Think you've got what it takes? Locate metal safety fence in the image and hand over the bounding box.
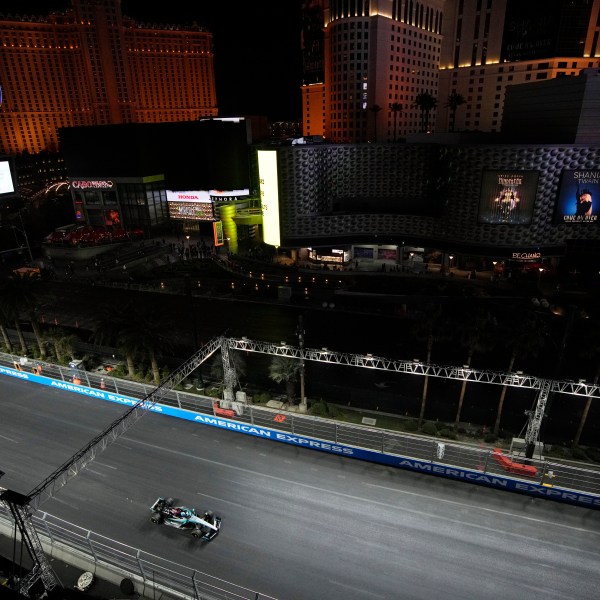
[1,351,600,599]
[2,351,600,497]
[0,504,278,600]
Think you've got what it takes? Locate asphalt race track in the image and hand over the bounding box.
[1,377,599,600]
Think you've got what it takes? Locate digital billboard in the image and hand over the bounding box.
[554,170,599,224]
[0,159,15,195]
[478,170,539,225]
[166,190,214,222]
[258,150,280,247]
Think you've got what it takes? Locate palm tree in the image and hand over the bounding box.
[370,104,382,141]
[445,91,466,132]
[571,318,600,446]
[0,277,43,356]
[128,308,173,385]
[410,303,451,425]
[91,304,137,378]
[452,306,495,425]
[389,102,402,142]
[492,310,548,435]
[269,356,302,405]
[413,92,437,133]
[45,326,79,364]
[0,291,15,353]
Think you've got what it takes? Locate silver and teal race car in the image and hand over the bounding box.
[150,496,221,541]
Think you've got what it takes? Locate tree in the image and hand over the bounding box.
[410,303,451,425]
[370,104,382,141]
[0,276,47,358]
[128,308,173,385]
[0,288,16,353]
[269,356,302,405]
[414,92,437,133]
[91,304,137,378]
[571,318,600,446]
[492,309,548,435]
[452,306,495,425]
[445,91,466,133]
[389,102,402,142]
[92,303,173,384]
[45,326,78,364]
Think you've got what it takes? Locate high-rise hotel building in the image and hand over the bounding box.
[0,0,217,156]
[302,0,446,143]
[301,0,600,143]
[437,0,600,134]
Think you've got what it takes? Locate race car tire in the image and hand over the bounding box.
[164,497,174,506]
[150,512,163,524]
[191,530,203,539]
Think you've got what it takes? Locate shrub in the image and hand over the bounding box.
[252,392,271,405]
[420,421,438,436]
[571,446,588,461]
[547,445,566,458]
[585,447,600,463]
[439,428,458,440]
[403,420,418,432]
[328,404,340,418]
[484,433,498,443]
[310,400,329,418]
[112,364,127,377]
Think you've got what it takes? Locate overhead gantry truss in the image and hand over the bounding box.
[3,334,597,597]
[225,337,600,399]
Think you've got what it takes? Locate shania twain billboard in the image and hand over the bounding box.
[553,170,599,224]
[478,170,538,225]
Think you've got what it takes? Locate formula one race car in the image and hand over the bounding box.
[150,497,221,541]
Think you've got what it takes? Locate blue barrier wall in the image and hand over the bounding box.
[3,365,599,510]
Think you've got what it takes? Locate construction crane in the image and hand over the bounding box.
[2,334,599,596]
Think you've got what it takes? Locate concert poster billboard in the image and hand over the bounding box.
[478,170,538,225]
[553,170,599,224]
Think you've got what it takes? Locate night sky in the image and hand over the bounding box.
[4,0,304,122]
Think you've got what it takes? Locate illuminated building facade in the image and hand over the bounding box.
[0,0,216,156]
[434,0,600,133]
[58,119,252,240]
[256,139,600,274]
[301,0,600,142]
[301,0,446,143]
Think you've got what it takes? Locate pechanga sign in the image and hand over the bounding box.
[2,364,599,510]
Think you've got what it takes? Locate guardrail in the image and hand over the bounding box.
[0,504,278,600]
[2,352,600,503]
